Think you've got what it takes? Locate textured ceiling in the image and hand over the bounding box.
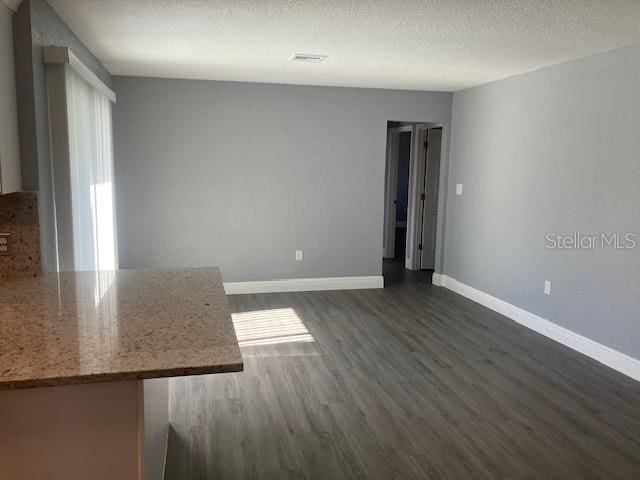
[48,0,640,91]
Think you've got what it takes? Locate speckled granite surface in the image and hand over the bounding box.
[0,192,42,280]
[0,268,243,390]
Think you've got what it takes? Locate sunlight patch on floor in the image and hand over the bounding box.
[231,308,314,346]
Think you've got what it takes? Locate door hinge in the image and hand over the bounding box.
[420,193,425,201]
[424,141,428,148]
[418,244,423,250]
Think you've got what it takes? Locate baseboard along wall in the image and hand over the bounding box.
[432,273,640,382]
[224,275,384,295]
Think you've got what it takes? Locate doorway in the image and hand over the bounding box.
[394,130,410,261]
[383,122,444,278]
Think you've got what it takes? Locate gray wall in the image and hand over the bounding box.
[12,2,36,190]
[13,0,112,271]
[113,77,452,282]
[446,43,640,359]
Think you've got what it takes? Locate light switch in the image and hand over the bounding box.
[544,280,552,296]
[456,184,463,196]
[295,250,303,261]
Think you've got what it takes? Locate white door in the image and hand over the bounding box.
[419,128,442,270]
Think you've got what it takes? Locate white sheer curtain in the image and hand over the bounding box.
[66,66,118,271]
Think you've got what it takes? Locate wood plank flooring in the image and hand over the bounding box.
[165,260,640,479]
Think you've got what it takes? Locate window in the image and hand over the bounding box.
[66,67,117,271]
[45,47,118,272]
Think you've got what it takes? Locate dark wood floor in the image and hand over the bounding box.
[166,260,640,479]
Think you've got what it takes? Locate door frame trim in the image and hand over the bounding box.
[406,123,448,271]
[418,127,442,270]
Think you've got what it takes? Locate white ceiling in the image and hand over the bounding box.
[48,0,640,92]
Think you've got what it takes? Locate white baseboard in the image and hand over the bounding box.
[431,272,445,287]
[433,274,640,382]
[224,275,384,295]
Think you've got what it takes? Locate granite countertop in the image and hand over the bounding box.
[0,268,243,389]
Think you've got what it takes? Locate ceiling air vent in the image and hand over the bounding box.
[291,53,327,64]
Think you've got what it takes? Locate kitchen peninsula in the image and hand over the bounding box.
[0,267,243,480]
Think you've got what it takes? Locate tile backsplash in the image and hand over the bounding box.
[0,192,42,280]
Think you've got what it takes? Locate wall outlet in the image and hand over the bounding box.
[544,279,552,296]
[295,250,303,261]
[456,183,463,196]
[0,232,11,256]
